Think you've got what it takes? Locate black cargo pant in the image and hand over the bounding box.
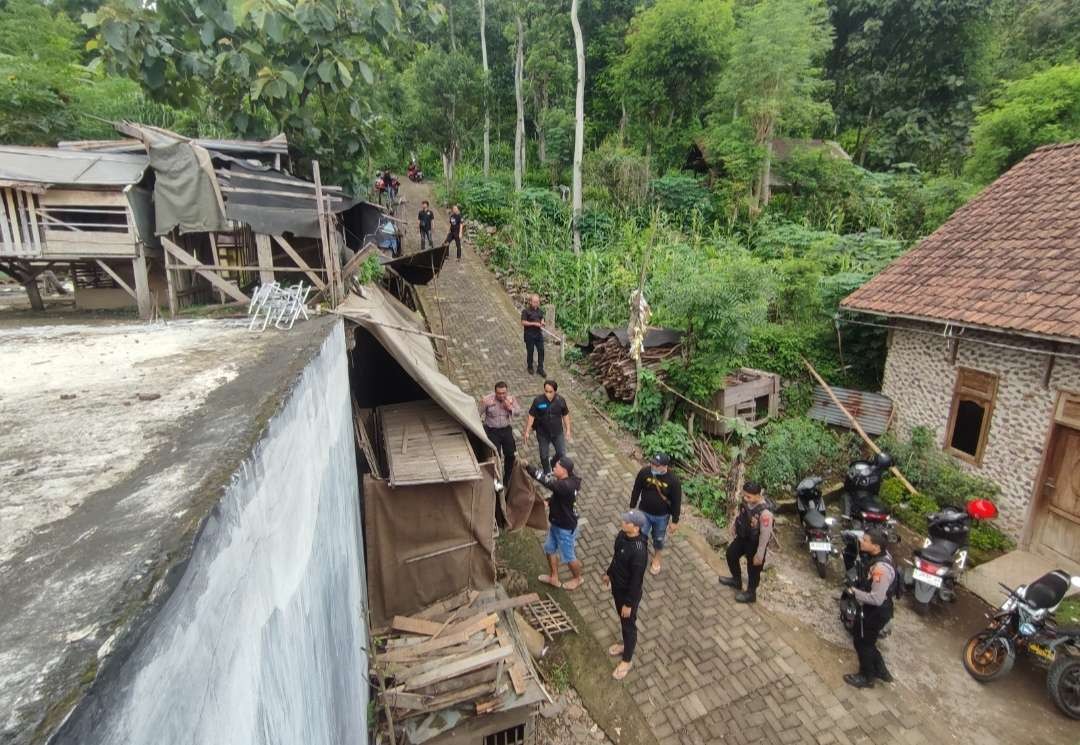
[484,425,514,527]
[446,231,461,258]
[611,586,640,663]
[726,536,765,592]
[854,602,893,678]
[420,228,433,251]
[525,335,545,373]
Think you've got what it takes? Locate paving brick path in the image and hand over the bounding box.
[401,182,988,745]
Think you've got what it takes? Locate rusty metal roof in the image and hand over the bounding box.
[808,386,894,436]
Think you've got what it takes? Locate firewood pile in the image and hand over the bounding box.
[587,335,681,402]
[686,435,727,478]
[372,589,549,744]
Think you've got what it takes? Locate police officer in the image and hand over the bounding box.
[843,528,897,688]
[718,481,773,603]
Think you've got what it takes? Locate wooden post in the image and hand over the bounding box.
[132,248,153,320]
[311,161,338,306]
[255,233,275,286]
[23,275,44,311]
[208,233,226,304]
[164,260,178,318]
[801,356,918,495]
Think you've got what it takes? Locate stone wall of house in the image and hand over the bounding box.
[881,322,1080,541]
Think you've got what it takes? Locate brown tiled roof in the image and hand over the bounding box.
[841,141,1080,341]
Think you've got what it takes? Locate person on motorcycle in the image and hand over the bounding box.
[844,528,897,689]
[718,481,773,604]
[382,168,397,204]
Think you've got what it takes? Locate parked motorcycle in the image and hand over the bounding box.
[407,162,423,182]
[795,476,838,578]
[840,453,900,573]
[962,570,1080,719]
[902,499,999,614]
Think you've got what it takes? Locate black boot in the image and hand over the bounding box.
[735,590,756,604]
[843,673,874,689]
[718,576,741,589]
[875,666,894,683]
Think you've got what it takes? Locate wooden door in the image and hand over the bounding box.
[1035,425,1080,562]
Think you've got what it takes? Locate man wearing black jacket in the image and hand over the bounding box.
[528,456,584,591]
[417,201,434,251]
[603,509,649,680]
[630,452,682,576]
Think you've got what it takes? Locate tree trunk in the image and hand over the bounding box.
[570,0,585,254]
[513,14,526,191]
[618,98,627,146]
[536,87,548,165]
[760,138,774,207]
[479,0,490,178]
[447,0,457,52]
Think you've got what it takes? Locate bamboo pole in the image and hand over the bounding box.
[800,356,918,495]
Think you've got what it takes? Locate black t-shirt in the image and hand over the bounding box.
[543,474,581,530]
[606,531,648,604]
[448,212,463,237]
[529,393,569,436]
[521,306,544,341]
[630,467,683,522]
[418,209,434,231]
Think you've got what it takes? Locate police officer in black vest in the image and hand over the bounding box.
[718,481,773,603]
[843,528,897,688]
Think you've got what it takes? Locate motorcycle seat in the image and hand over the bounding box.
[803,509,828,530]
[858,499,889,517]
[1025,570,1071,610]
[915,541,957,566]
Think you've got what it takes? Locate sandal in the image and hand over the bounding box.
[538,574,562,588]
[608,644,624,657]
[612,661,633,680]
[562,577,584,591]
[649,562,662,576]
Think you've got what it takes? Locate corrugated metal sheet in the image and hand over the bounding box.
[0,146,147,187]
[808,386,894,435]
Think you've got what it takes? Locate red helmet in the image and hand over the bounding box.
[966,499,999,520]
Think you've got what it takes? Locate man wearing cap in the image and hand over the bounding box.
[603,509,649,680]
[629,453,682,576]
[528,455,584,591]
[718,481,773,603]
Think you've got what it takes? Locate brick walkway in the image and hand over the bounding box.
[403,183,974,745]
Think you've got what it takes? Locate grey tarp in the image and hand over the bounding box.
[221,162,359,239]
[582,326,683,352]
[0,146,148,186]
[338,287,493,450]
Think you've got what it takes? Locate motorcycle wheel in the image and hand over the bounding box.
[1047,654,1080,720]
[815,556,828,579]
[913,599,931,616]
[962,631,1015,682]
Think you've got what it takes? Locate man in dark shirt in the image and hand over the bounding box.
[520,293,546,376]
[445,204,463,260]
[528,456,584,591]
[418,200,435,251]
[630,452,682,576]
[603,509,649,680]
[523,379,571,474]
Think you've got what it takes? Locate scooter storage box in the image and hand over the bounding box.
[928,507,970,544]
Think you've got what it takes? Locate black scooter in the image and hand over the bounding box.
[795,476,838,578]
[840,453,900,573]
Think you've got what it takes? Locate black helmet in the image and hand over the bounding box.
[874,452,893,470]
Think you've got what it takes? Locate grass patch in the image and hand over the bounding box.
[1057,596,1080,626]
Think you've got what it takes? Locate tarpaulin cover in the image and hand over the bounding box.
[222,162,359,239]
[364,465,497,626]
[380,244,449,286]
[339,288,493,451]
[504,462,549,531]
[583,326,683,352]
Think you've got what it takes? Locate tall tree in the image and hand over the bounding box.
[479,0,490,176]
[719,0,833,210]
[570,0,585,254]
[525,1,573,166]
[513,13,526,190]
[825,0,993,171]
[992,0,1080,80]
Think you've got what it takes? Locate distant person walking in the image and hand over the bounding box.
[521,294,546,376]
[528,455,584,591]
[523,380,571,474]
[718,481,773,603]
[603,509,649,680]
[446,204,463,260]
[630,453,682,576]
[478,380,521,497]
[418,201,435,251]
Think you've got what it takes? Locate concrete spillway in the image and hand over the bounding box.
[1,320,368,744]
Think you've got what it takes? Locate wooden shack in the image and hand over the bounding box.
[701,367,781,436]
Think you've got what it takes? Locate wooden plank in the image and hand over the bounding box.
[379,629,479,663]
[390,616,445,636]
[403,646,512,691]
[215,169,345,192]
[219,185,346,203]
[5,189,22,254]
[25,193,43,255]
[495,626,528,696]
[162,236,249,303]
[474,593,541,616]
[42,230,135,246]
[38,189,127,207]
[0,189,14,255]
[411,666,497,698]
[440,613,499,640]
[94,260,137,300]
[384,637,497,679]
[412,589,476,621]
[132,252,152,319]
[255,233,275,285]
[272,235,326,290]
[381,689,429,711]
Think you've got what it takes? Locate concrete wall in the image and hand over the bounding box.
[882,322,1080,540]
[53,322,368,745]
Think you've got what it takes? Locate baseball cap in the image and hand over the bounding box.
[556,455,575,474]
[621,509,648,528]
[651,453,672,466]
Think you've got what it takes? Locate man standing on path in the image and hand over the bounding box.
[478,381,520,493]
[603,509,649,681]
[843,529,897,689]
[630,453,682,576]
[527,455,584,591]
[718,481,773,603]
[446,204,463,260]
[521,294,546,376]
[417,200,435,251]
[523,380,571,474]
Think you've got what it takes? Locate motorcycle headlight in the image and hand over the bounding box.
[1019,622,1037,637]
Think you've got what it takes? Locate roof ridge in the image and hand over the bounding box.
[1033,139,1080,153]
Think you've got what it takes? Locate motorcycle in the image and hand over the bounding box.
[795,475,838,578]
[407,163,423,182]
[902,499,999,614]
[840,453,900,574]
[962,570,1080,719]
[374,174,400,209]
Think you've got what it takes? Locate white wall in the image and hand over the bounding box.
[54,322,368,745]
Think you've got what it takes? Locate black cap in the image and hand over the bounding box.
[651,453,672,466]
[557,455,575,474]
[743,481,762,495]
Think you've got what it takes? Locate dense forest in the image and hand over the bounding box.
[4,0,1080,542]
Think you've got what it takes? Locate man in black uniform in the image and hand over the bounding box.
[718,481,773,603]
[603,509,649,680]
[520,293,546,376]
[446,204,463,260]
[844,528,897,688]
[528,455,584,591]
[418,200,435,251]
[629,453,682,576]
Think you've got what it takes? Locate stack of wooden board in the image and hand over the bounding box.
[378,400,481,485]
[372,589,549,744]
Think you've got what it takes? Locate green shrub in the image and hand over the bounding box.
[970,522,1014,553]
[682,475,730,528]
[608,371,664,435]
[639,422,694,465]
[457,178,513,227]
[649,174,714,226]
[748,417,844,495]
